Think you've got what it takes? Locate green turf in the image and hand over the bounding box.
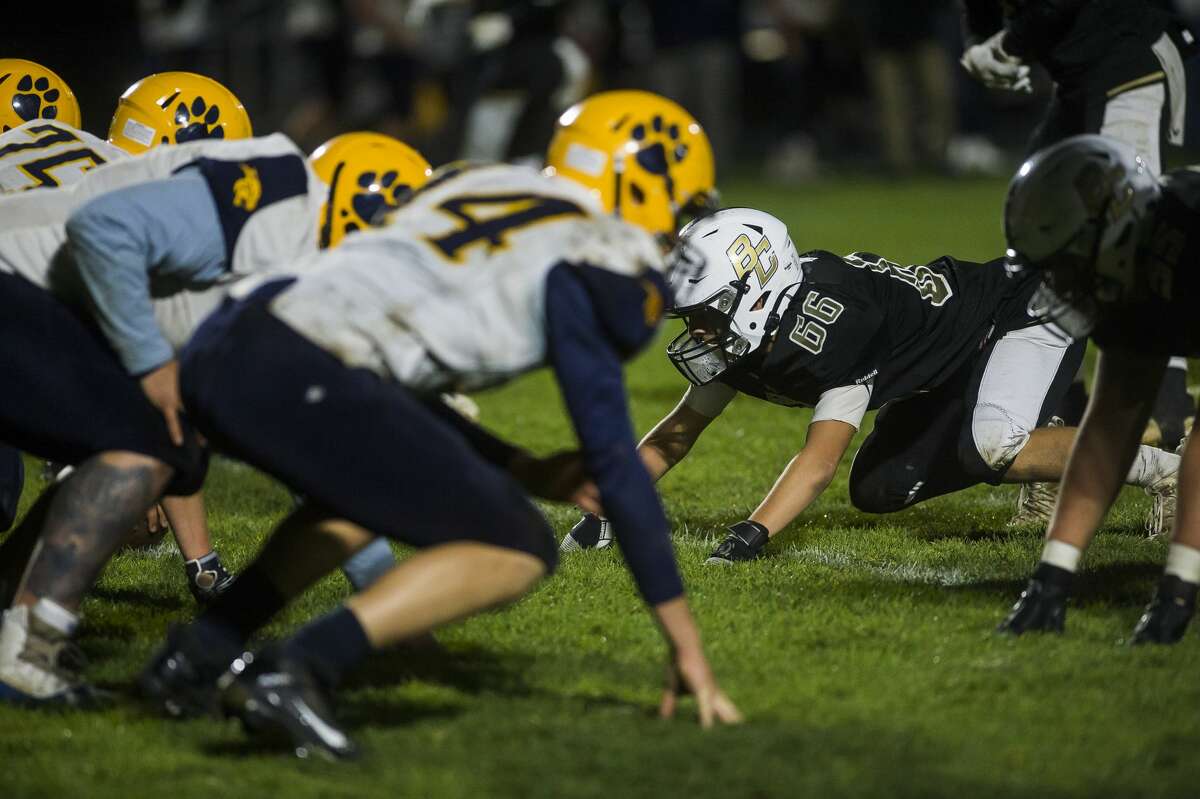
[3,175,1197,799]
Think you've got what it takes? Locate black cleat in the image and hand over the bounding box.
[220,648,358,761]
[1131,575,1198,645]
[705,521,769,565]
[140,625,235,718]
[560,514,612,552]
[997,563,1073,635]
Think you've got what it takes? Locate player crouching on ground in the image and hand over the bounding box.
[141,91,740,760]
[0,66,254,601]
[1000,135,1200,643]
[0,131,431,706]
[562,207,1180,564]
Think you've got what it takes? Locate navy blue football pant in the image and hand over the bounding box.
[179,283,558,570]
[0,273,207,495]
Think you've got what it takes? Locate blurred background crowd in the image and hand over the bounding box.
[6,0,1198,180]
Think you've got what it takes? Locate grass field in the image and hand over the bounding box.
[3,175,1198,799]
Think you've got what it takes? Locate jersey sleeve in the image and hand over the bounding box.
[811,384,872,429]
[65,169,226,375]
[682,381,737,418]
[544,263,683,606]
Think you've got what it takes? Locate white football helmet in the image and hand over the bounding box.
[1005,134,1160,338]
[666,207,805,385]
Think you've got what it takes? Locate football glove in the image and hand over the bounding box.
[560,513,612,552]
[961,30,1032,93]
[997,563,1073,635]
[705,521,769,566]
[1131,574,1197,645]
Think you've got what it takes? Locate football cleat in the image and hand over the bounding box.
[705,521,769,566]
[560,514,612,552]
[220,648,358,761]
[140,624,234,718]
[1131,575,1198,645]
[1144,442,1183,539]
[185,554,235,605]
[1007,417,1063,529]
[997,563,1073,635]
[0,604,108,708]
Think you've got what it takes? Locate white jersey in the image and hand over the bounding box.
[0,133,324,350]
[0,120,128,193]
[268,164,665,392]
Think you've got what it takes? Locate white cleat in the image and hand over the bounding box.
[0,602,107,707]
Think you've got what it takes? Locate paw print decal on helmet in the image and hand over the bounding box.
[163,93,225,144]
[8,74,62,130]
[343,169,416,236]
[627,114,692,205]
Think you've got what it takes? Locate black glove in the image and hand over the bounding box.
[705,520,770,565]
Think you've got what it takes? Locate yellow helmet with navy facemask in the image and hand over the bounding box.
[544,90,718,243]
[0,59,80,131]
[108,71,252,154]
[309,131,433,249]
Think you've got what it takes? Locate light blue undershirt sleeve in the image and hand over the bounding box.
[65,169,226,375]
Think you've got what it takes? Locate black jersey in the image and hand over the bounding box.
[1092,167,1200,356]
[960,0,1183,87]
[720,250,1035,409]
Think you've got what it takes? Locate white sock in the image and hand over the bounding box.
[1041,540,1082,573]
[1164,543,1200,584]
[1168,356,1188,371]
[31,598,78,636]
[1125,445,1180,488]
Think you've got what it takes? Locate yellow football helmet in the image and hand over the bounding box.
[545,90,717,241]
[309,131,432,248]
[0,59,80,131]
[108,71,252,155]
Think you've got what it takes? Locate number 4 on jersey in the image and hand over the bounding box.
[427,193,587,262]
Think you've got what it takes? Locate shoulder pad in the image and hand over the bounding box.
[797,249,850,284]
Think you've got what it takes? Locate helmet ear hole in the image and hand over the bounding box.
[629,182,645,205]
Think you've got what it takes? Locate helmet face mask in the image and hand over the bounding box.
[666,289,753,385]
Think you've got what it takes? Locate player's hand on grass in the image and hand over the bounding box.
[509,450,603,515]
[960,30,1032,93]
[660,646,743,729]
[653,596,743,728]
[145,503,168,535]
[140,359,185,446]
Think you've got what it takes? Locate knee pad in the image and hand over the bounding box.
[965,403,1032,480]
[848,469,911,514]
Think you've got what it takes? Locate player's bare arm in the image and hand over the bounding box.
[638,399,721,481]
[748,418,856,536]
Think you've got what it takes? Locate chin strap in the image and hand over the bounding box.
[763,282,804,335]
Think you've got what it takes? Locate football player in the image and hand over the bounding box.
[141,91,739,759]
[959,0,1198,525]
[0,65,252,602]
[999,135,1200,642]
[562,207,1180,565]
[0,130,431,706]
